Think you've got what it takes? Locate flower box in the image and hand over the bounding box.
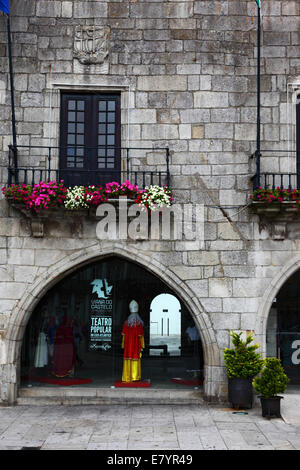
[250,187,300,222]
[250,200,300,220]
[3,180,172,213]
[3,181,173,238]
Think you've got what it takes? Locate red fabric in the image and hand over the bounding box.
[122,321,144,360]
[114,380,150,388]
[52,316,76,378]
[171,378,203,386]
[21,376,92,386]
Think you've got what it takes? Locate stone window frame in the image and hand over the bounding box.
[47,81,134,175]
[285,79,300,175]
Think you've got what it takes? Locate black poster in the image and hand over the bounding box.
[89,278,113,351]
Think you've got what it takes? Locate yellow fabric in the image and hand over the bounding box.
[122,359,141,382]
[121,333,145,382]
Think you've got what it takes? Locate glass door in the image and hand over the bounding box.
[60,93,121,187]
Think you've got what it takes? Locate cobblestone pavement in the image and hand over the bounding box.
[0,402,299,451]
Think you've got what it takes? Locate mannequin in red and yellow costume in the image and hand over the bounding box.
[121,300,145,382]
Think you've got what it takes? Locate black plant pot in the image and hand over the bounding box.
[260,396,283,419]
[228,377,253,409]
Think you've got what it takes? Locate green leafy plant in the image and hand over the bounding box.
[252,358,289,398]
[223,331,264,379]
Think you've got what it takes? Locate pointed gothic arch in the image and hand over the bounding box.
[5,243,220,403]
[255,254,300,356]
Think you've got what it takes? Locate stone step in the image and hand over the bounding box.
[17,387,204,406]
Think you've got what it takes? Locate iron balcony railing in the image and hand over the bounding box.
[252,149,300,190]
[7,144,170,189]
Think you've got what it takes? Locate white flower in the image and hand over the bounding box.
[139,185,172,211]
[64,186,88,209]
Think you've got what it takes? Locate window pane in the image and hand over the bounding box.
[98,159,106,168]
[68,100,76,110]
[98,135,106,146]
[67,134,75,145]
[77,112,84,122]
[77,101,85,111]
[77,123,84,133]
[99,101,107,111]
[77,135,84,145]
[107,112,115,122]
[108,101,116,111]
[107,124,115,134]
[98,112,106,123]
[67,147,75,156]
[107,135,115,146]
[98,124,106,134]
[68,111,76,122]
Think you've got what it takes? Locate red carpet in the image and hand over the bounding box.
[171,378,203,386]
[21,376,92,386]
[114,380,150,388]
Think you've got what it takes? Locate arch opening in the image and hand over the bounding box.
[20,256,204,390]
[266,269,300,386]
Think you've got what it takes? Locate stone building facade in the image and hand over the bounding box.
[1,0,300,405]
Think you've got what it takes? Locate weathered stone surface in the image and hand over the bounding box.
[36,1,62,18]
[194,91,229,108]
[137,76,187,91]
[0,0,299,406]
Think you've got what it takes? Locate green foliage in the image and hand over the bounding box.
[252,358,289,398]
[223,331,264,379]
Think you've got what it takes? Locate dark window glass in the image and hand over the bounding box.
[60,93,121,186]
[20,257,204,389]
[267,268,300,385]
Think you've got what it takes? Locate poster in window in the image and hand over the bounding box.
[89,278,113,351]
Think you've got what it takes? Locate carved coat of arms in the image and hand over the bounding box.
[74,26,109,65]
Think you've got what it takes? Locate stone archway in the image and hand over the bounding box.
[4,243,220,404]
[255,254,300,357]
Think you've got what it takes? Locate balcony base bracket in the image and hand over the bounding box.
[31,220,44,238]
[251,201,300,240]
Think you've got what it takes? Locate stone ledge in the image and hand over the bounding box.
[7,199,138,238]
[250,201,300,220]
[17,386,204,405]
[250,201,300,239]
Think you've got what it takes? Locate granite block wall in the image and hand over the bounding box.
[0,0,300,403]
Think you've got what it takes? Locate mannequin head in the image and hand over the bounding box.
[127,300,143,326]
[129,300,139,313]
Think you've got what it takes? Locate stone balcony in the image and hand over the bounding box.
[250,201,300,240]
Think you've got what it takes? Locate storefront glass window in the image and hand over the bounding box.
[267,270,300,385]
[21,257,204,389]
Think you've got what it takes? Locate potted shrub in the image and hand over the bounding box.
[223,331,264,409]
[252,358,289,418]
